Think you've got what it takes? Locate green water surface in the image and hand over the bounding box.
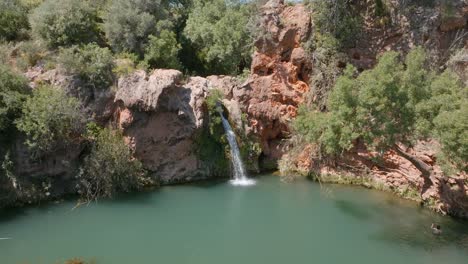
[0,175,467,263]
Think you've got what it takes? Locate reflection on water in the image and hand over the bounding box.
[372,215,468,251]
[334,199,374,221]
[327,184,468,253]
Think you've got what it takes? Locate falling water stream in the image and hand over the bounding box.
[218,108,255,186]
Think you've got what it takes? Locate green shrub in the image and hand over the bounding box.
[0,0,29,41]
[16,85,84,154]
[0,64,30,138]
[144,30,181,70]
[29,0,100,47]
[15,40,48,70]
[113,52,139,77]
[103,0,169,55]
[58,44,115,89]
[183,0,252,74]
[0,42,15,65]
[414,70,461,138]
[434,101,468,172]
[79,127,145,200]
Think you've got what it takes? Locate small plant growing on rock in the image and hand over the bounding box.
[0,0,29,41]
[194,89,230,175]
[78,126,146,201]
[58,44,115,90]
[0,64,30,139]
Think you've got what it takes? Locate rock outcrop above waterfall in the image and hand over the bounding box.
[114,69,226,184]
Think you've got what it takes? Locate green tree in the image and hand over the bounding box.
[144,30,181,69]
[0,64,30,138]
[0,0,29,41]
[183,0,251,74]
[16,85,84,154]
[434,101,468,172]
[58,44,115,89]
[103,0,170,55]
[414,70,463,137]
[295,49,466,189]
[29,0,100,47]
[79,126,145,200]
[354,52,412,151]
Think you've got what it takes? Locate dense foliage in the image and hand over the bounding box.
[16,85,84,155]
[144,30,182,70]
[0,0,29,41]
[183,0,252,74]
[79,126,145,200]
[58,44,115,89]
[29,0,100,47]
[1,0,258,75]
[103,0,169,55]
[0,65,30,138]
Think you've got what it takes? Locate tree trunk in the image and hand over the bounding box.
[392,144,434,196]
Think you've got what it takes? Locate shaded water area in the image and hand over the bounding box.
[1,175,467,264]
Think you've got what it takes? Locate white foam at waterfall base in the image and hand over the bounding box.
[218,108,256,187]
[229,178,256,186]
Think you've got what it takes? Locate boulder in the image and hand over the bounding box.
[115,69,227,184]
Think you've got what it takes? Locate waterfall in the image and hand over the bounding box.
[218,108,255,186]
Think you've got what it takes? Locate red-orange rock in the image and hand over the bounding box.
[241,1,312,161]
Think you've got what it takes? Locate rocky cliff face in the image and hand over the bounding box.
[115,70,207,184]
[114,70,232,184]
[234,0,313,167]
[349,0,467,70]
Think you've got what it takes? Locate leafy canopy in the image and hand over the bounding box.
[58,44,115,89]
[0,0,29,41]
[0,64,30,137]
[144,30,182,70]
[16,85,84,154]
[103,0,170,55]
[29,0,100,47]
[183,0,252,74]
